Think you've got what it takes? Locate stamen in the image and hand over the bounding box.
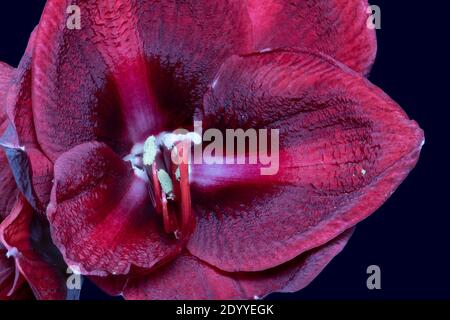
[157,169,174,200]
[148,162,162,214]
[143,136,158,166]
[128,132,197,239]
[175,167,181,181]
[175,140,193,233]
[160,192,178,233]
[161,132,202,150]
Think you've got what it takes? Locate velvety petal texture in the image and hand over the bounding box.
[1,28,53,214]
[0,62,13,93]
[247,0,377,74]
[0,195,67,300]
[124,229,353,300]
[0,62,14,134]
[47,141,188,276]
[0,61,25,300]
[0,61,17,224]
[187,50,424,272]
[32,0,252,161]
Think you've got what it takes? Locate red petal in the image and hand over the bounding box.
[0,61,14,135]
[0,249,34,300]
[247,0,377,74]
[0,60,18,222]
[47,141,186,276]
[0,152,17,221]
[33,0,252,160]
[124,229,352,300]
[187,50,424,272]
[0,243,34,300]
[0,252,34,300]
[1,29,53,214]
[0,245,17,299]
[0,195,67,300]
[5,28,37,147]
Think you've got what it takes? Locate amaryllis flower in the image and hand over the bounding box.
[0,0,423,300]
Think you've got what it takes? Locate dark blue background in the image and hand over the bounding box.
[0,1,448,300]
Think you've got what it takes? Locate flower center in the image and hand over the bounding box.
[125,132,200,238]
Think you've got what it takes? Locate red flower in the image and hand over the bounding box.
[0,0,423,300]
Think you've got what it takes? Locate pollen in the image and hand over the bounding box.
[157,169,174,199]
[143,135,158,166]
[161,132,202,150]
